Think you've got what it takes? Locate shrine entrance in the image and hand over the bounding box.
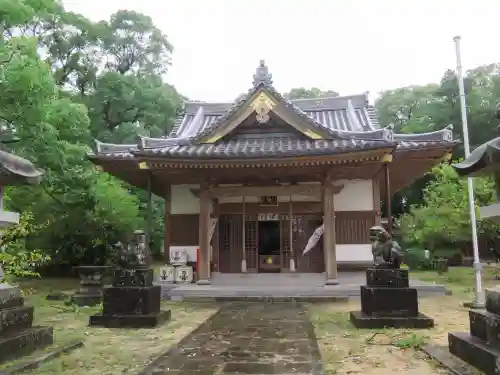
[258,220,281,273]
[216,211,324,274]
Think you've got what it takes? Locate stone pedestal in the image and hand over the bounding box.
[0,283,53,363]
[89,268,170,328]
[449,286,500,375]
[69,265,110,307]
[349,268,434,329]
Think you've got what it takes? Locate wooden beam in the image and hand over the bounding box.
[191,184,344,199]
[218,202,322,215]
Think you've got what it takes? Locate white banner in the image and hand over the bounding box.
[302,224,324,255]
[209,218,218,241]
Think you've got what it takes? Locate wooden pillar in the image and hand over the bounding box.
[323,174,339,285]
[372,174,381,226]
[0,186,4,210]
[494,171,500,202]
[211,199,219,272]
[146,173,152,240]
[289,199,296,272]
[197,183,211,284]
[383,154,393,237]
[241,196,247,272]
[163,184,171,264]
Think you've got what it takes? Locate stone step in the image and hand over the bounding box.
[0,326,53,364]
[211,273,326,287]
[449,331,500,375]
[157,284,447,300]
[0,305,34,335]
[469,309,500,347]
[172,296,349,303]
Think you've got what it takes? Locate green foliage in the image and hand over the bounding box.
[400,163,499,252]
[0,212,50,281]
[0,0,174,270]
[285,87,339,100]
[393,333,428,349]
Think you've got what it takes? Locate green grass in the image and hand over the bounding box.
[411,265,499,298]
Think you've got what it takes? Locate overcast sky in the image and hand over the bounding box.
[63,0,500,102]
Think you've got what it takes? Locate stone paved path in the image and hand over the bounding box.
[141,302,324,375]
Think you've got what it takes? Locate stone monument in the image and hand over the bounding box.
[349,226,434,329]
[0,274,54,363]
[448,286,500,375]
[69,265,110,307]
[89,230,171,328]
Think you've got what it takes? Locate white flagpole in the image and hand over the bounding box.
[453,36,485,308]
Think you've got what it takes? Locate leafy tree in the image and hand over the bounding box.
[285,87,339,100]
[399,163,498,252]
[0,1,145,270]
[0,212,50,281]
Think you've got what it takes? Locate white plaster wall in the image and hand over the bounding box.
[171,184,210,214]
[169,244,372,264]
[334,179,373,211]
[336,244,373,264]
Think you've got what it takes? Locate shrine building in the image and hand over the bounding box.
[89,61,457,285]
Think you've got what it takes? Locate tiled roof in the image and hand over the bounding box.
[169,93,377,139]
[133,138,393,159]
[91,61,458,161]
[452,136,500,177]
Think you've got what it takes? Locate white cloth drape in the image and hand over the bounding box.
[302,224,324,255]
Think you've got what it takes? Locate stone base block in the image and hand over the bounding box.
[366,268,409,288]
[361,286,418,317]
[0,305,34,335]
[89,309,171,328]
[349,310,435,329]
[0,326,54,363]
[469,309,500,346]
[449,332,500,375]
[69,292,102,307]
[102,285,161,315]
[0,297,23,310]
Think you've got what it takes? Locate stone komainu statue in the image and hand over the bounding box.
[114,230,151,269]
[369,225,403,269]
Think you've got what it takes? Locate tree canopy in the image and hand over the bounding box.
[0,0,182,273]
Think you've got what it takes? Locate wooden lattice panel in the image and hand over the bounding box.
[211,219,219,271]
[218,215,231,273]
[244,215,258,271]
[229,215,243,272]
[280,215,290,271]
